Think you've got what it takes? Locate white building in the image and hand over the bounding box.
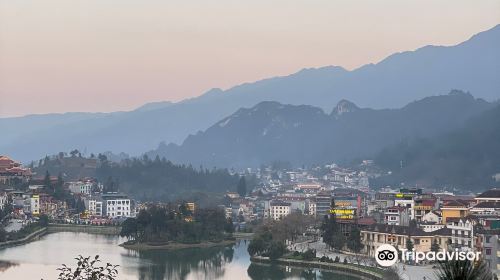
[447,217,475,250]
[0,192,7,210]
[102,193,133,218]
[68,181,94,195]
[306,199,316,216]
[88,199,103,216]
[269,201,291,220]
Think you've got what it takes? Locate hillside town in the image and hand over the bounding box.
[2,153,500,278]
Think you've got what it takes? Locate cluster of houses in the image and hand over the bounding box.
[0,155,134,223]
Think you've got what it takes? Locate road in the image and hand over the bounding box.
[4,220,23,232]
[289,239,436,280]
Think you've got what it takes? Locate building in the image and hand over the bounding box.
[306,198,316,216]
[361,224,452,258]
[413,199,436,222]
[0,155,32,185]
[269,200,291,220]
[441,200,469,224]
[421,211,442,224]
[446,217,475,251]
[0,192,7,210]
[476,189,500,203]
[88,198,104,216]
[101,193,133,218]
[68,180,94,195]
[384,206,410,226]
[30,194,40,216]
[476,229,500,278]
[315,191,332,218]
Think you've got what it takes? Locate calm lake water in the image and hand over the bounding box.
[0,232,362,280]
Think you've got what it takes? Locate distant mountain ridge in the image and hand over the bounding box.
[374,103,500,189]
[147,91,495,168]
[1,24,499,162]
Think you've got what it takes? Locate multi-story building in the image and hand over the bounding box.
[441,200,469,224]
[68,180,97,195]
[476,229,500,278]
[88,198,104,216]
[446,217,475,250]
[413,199,436,222]
[315,191,332,218]
[384,206,410,226]
[269,200,291,220]
[100,193,133,218]
[30,194,40,216]
[361,224,452,258]
[306,198,316,216]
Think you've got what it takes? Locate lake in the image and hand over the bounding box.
[0,232,362,279]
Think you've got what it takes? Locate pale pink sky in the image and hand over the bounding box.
[0,0,499,117]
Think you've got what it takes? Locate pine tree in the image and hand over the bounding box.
[237,176,247,197]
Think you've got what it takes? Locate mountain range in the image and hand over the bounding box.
[374,103,500,189]
[147,91,495,168]
[1,24,499,163]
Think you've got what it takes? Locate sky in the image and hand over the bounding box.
[0,0,499,117]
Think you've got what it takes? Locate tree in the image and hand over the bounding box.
[56,255,118,280]
[436,258,492,280]
[237,176,247,197]
[0,227,7,242]
[431,239,441,253]
[44,171,51,189]
[224,217,234,233]
[347,226,363,253]
[406,239,414,252]
[69,149,79,157]
[39,214,49,227]
[268,241,286,260]
[120,218,138,240]
[76,198,86,214]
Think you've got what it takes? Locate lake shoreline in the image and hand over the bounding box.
[120,239,236,250]
[251,256,384,280]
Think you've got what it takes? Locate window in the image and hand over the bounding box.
[486,248,492,255]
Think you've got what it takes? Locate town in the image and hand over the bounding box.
[2,153,500,278]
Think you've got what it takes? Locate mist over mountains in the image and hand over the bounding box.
[147,91,495,168]
[374,103,500,189]
[1,24,499,163]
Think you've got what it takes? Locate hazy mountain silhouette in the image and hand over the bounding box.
[147,91,495,168]
[374,103,500,189]
[1,25,499,162]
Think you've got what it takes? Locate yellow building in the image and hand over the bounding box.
[361,224,452,257]
[441,200,469,224]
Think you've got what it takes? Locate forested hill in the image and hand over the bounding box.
[374,104,500,190]
[148,91,494,168]
[34,155,243,202]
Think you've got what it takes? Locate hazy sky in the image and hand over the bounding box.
[1,0,499,117]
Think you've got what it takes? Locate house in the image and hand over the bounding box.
[476,189,500,203]
[269,200,291,220]
[360,224,452,258]
[476,229,500,278]
[413,199,436,222]
[384,206,410,226]
[441,200,469,224]
[446,217,475,251]
[101,193,133,218]
[421,211,442,224]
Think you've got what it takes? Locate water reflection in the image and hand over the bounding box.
[0,233,363,280]
[122,245,235,280]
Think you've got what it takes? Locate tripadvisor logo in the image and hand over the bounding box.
[375,244,398,267]
[375,244,482,267]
